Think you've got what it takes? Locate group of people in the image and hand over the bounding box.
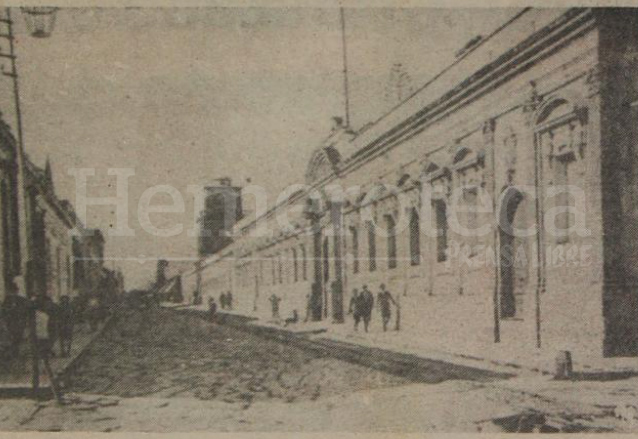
[348,284,398,333]
[205,292,234,322]
[0,282,77,363]
[1,281,111,364]
[219,291,233,310]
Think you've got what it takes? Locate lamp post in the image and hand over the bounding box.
[0,6,58,397]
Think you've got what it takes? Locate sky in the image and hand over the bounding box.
[0,7,516,289]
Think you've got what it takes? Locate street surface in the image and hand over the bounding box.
[0,307,634,432]
[68,308,411,402]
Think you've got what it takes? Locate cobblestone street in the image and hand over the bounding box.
[0,307,631,432]
[66,308,411,403]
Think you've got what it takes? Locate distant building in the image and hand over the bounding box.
[72,228,105,299]
[155,259,168,287]
[197,178,243,257]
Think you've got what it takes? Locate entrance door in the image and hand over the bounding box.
[499,188,525,319]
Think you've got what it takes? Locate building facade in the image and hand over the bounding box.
[0,118,21,302]
[185,8,638,365]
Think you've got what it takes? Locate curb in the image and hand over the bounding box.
[58,314,117,381]
[0,314,116,399]
[172,308,514,384]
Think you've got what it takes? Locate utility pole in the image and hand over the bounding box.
[0,8,29,288]
[0,7,38,395]
[340,7,350,128]
[0,6,59,399]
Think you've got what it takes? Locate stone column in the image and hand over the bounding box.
[521,81,544,349]
[483,118,499,342]
[330,201,344,323]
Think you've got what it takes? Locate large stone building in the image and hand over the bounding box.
[184,8,638,367]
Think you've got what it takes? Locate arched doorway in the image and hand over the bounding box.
[498,187,525,319]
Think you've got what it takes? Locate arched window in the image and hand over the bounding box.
[271,256,276,285]
[350,226,359,274]
[463,187,479,254]
[433,199,448,262]
[409,208,420,266]
[259,260,264,282]
[536,97,587,244]
[300,244,307,280]
[386,215,397,269]
[367,221,377,272]
[292,248,298,282]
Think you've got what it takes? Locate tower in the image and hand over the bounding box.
[198,178,243,257]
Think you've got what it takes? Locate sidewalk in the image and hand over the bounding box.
[0,317,113,396]
[166,303,638,431]
[167,302,638,377]
[167,303,519,377]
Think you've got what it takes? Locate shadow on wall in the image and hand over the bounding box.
[604,287,638,357]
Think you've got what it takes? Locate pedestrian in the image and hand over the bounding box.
[227,291,233,310]
[208,297,217,322]
[41,295,60,358]
[87,296,100,332]
[33,295,62,401]
[377,283,397,332]
[219,292,226,310]
[1,281,29,360]
[58,296,74,357]
[269,294,281,320]
[348,288,361,332]
[360,285,374,333]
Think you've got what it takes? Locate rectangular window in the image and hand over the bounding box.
[410,209,421,266]
[368,222,377,272]
[387,216,397,269]
[433,200,448,262]
[301,245,307,280]
[463,188,479,255]
[271,257,276,285]
[553,157,573,244]
[350,227,359,274]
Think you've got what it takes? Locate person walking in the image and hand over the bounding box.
[377,284,397,332]
[33,295,63,401]
[269,294,281,320]
[58,296,74,357]
[227,291,233,310]
[359,285,374,333]
[208,297,217,322]
[348,288,361,332]
[1,281,29,360]
[41,295,60,358]
[219,292,226,310]
[87,296,100,332]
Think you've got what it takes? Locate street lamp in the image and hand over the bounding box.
[0,6,59,399]
[21,7,58,38]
